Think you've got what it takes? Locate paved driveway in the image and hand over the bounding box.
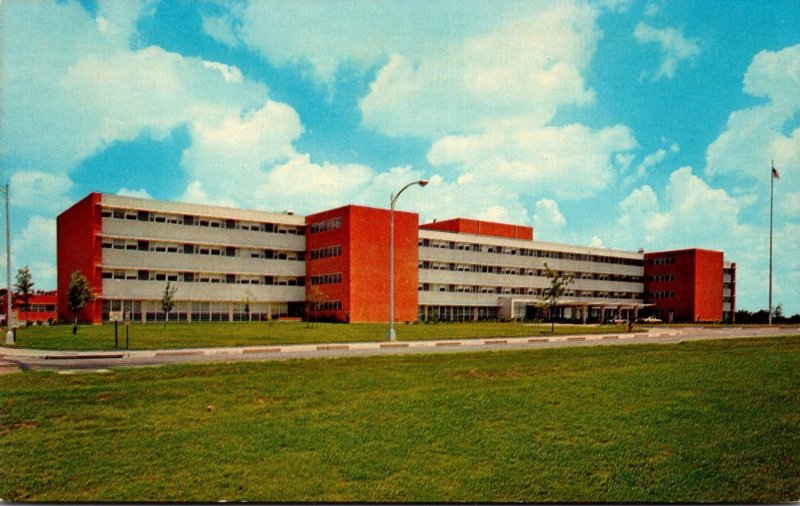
[1,326,798,374]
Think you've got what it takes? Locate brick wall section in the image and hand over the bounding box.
[419,217,533,240]
[305,206,351,322]
[305,205,419,323]
[57,192,103,323]
[693,249,724,322]
[644,248,723,322]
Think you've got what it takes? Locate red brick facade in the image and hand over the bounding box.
[419,218,533,240]
[56,192,103,323]
[305,205,419,323]
[644,248,724,322]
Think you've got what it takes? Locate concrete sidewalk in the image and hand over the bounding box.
[0,326,798,373]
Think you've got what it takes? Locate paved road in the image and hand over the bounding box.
[1,326,798,374]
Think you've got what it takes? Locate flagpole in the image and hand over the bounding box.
[768,160,774,325]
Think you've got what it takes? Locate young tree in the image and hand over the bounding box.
[773,303,784,322]
[14,266,34,324]
[541,262,574,333]
[305,285,328,327]
[161,281,178,328]
[67,270,95,334]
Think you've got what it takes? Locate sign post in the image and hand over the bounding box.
[109,311,123,349]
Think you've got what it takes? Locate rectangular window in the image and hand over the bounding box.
[310,245,342,260]
[310,272,342,285]
[310,216,342,234]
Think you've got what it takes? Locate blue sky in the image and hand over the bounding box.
[1,0,798,314]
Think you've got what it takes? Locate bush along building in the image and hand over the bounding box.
[57,193,736,325]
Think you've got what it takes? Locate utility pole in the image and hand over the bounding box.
[2,183,11,343]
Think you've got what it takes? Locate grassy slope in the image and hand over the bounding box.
[5,321,633,351]
[1,336,798,502]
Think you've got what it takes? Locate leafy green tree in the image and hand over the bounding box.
[161,281,178,328]
[67,270,95,334]
[772,303,784,322]
[305,285,328,327]
[541,262,574,333]
[14,266,34,324]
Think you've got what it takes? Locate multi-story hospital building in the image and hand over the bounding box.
[57,193,736,325]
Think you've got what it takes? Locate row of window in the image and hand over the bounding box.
[647,274,675,282]
[419,262,642,283]
[419,305,498,322]
[101,299,301,321]
[309,217,342,234]
[419,238,643,266]
[101,238,305,261]
[17,304,57,312]
[310,273,342,285]
[650,257,675,265]
[310,245,342,260]
[314,300,343,311]
[649,291,675,299]
[102,270,303,286]
[102,207,304,234]
[419,283,640,300]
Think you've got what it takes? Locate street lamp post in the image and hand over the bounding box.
[388,179,428,341]
[1,183,11,344]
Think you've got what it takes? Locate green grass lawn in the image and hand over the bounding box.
[4,321,634,351]
[1,336,798,502]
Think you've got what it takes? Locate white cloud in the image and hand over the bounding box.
[354,1,639,203]
[10,171,74,214]
[781,192,800,217]
[181,100,303,204]
[633,22,700,80]
[201,60,244,83]
[1,1,272,174]
[231,0,534,83]
[202,13,240,48]
[706,45,800,188]
[614,167,747,249]
[179,181,239,209]
[428,123,637,199]
[534,199,567,227]
[533,199,567,241]
[95,0,153,43]
[117,188,153,199]
[639,148,668,173]
[350,166,531,226]
[360,1,600,138]
[623,142,680,185]
[644,2,661,17]
[9,216,57,289]
[255,154,375,213]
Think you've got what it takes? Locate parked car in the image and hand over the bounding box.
[640,316,663,324]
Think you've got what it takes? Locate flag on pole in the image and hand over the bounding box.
[772,165,780,179]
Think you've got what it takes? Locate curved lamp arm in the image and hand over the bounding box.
[391,179,429,210]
